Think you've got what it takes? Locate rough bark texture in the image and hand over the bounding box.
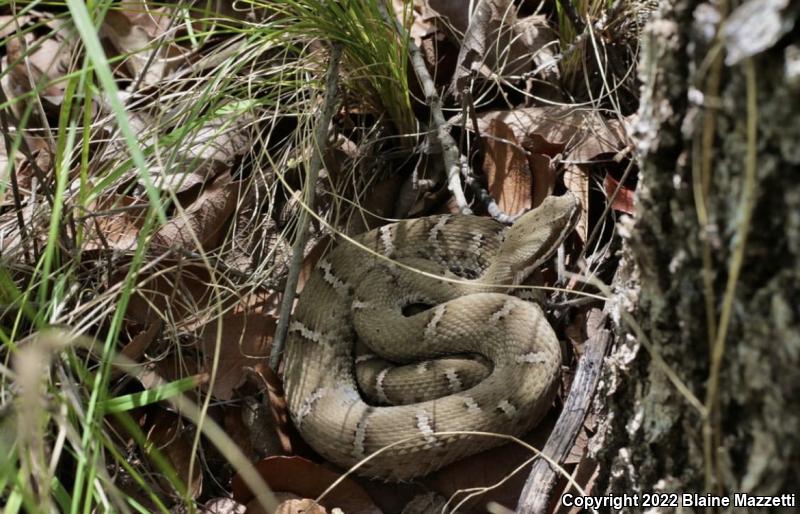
[595,0,800,510]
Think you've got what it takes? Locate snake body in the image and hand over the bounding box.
[283,194,580,480]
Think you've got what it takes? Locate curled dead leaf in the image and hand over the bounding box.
[447,1,559,98]
[1,17,76,110]
[152,174,242,251]
[272,499,327,514]
[392,0,438,46]
[110,321,163,380]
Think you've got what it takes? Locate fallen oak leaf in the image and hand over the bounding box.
[392,0,438,46]
[269,499,327,514]
[151,103,254,193]
[123,261,217,328]
[481,118,532,216]
[562,165,589,243]
[110,320,163,380]
[424,411,557,513]
[144,410,204,499]
[261,366,300,456]
[82,194,148,252]
[478,106,630,163]
[152,174,241,251]
[198,289,280,400]
[1,17,76,105]
[100,3,187,87]
[232,456,382,514]
[603,172,636,215]
[528,153,556,208]
[447,0,555,98]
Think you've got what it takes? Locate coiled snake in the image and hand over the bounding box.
[283,194,580,480]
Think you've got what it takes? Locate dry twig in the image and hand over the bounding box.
[269,43,343,372]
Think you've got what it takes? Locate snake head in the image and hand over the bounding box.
[484,193,581,285]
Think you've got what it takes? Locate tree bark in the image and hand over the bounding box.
[596,0,800,510]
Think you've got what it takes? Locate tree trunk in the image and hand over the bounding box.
[596,0,800,510]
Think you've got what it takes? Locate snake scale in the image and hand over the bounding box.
[283,194,580,480]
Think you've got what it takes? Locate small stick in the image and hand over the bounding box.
[269,43,342,372]
[516,309,610,513]
[0,61,33,264]
[379,5,472,214]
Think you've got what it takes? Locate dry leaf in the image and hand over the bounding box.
[110,321,163,380]
[528,153,556,208]
[565,426,590,465]
[424,413,556,512]
[270,499,327,514]
[152,174,241,251]
[199,289,280,400]
[515,14,560,84]
[101,3,188,87]
[123,262,278,399]
[0,15,22,39]
[1,17,75,106]
[451,0,532,96]
[392,0,438,46]
[203,497,246,514]
[564,309,589,356]
[235,380,295,460]
[83,194,148,251]
[343,172,405,235]
[151,107,253,193]
[232,456,382,514]
[604,172,636,215]
[145,410,203,499]
[124,262,216,328]
[481,118,532,215]
[261,367,298,456]
[479,106,629,163]
[447,1,558,97]
[562,165,589,243]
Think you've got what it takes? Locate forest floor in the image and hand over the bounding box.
[0,1,648,512]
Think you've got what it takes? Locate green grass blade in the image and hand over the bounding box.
[100,375,205,414]
[64,0,167,226]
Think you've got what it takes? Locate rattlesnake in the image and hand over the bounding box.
[283,194,580,480]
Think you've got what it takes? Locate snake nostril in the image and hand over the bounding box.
[402,303,434,317]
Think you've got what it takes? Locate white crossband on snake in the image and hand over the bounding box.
[283,194,580,480]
